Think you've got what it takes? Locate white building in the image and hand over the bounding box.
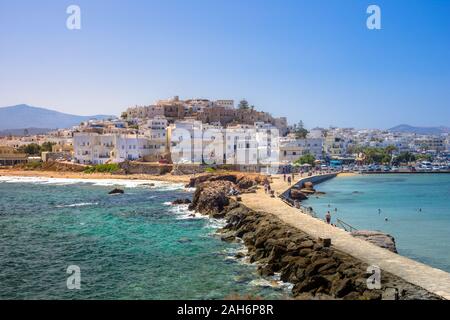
[73,133,115,165]
[112,134,157,162]
[170,120,204,164]
[324,134,348,157]
[201,123,225,165]
[279,137,324,163]
[73,132,159,164]
[141,116,168,155]
[225,124,258,166]
[414,136,446,153]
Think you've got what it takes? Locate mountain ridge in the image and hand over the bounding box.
[0,104,115,131]
[388,124,449,135]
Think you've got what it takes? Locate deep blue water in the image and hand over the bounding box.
[303,174,450,272]
[0,177,289,300]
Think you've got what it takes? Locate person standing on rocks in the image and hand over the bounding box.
[326,211,332,224]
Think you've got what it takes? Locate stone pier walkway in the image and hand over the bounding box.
[240,174,450,300]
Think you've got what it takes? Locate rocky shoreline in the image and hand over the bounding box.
[182,173,441,300]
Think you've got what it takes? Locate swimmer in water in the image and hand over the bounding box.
[419,208,422,212]
[385,217,388,222]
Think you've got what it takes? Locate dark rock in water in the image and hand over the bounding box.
[177,237,192,244]
[351,230,398,253]
[303,181,314,189]
[172,198,192,205]
[235,252,246,259]
[108,188,124,195]
[234,274,252,284]
[290,189,308,200]
[142,183,155,187]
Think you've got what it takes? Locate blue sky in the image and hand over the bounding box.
[0,0,449,129]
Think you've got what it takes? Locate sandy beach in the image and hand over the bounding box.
[337,172,358,177]
[0,168,192,184]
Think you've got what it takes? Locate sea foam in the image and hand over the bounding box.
[55,202,98,208]
[0,176,184,191]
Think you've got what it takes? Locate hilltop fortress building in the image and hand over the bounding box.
[124,96,288,136]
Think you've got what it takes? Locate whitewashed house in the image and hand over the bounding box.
[73,132,159,164]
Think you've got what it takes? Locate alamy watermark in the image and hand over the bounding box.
[66,265,81,290]
[366,265,381,289]
[170,127,280,172]
[367,5,381,30]
[66,5,81,30]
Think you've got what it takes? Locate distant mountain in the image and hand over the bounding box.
[388,124,450,135]
[0,104,115,131]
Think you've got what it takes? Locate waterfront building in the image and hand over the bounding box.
[73,132,159,164]
[414,136,446,153]
[0,146,28,166]
[170,119,204,164]
[279,137,324,163]
[141,116,169,155]
[225,124,259,166]
[324,134,348,158]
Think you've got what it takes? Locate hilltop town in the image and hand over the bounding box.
[0,96,449,173]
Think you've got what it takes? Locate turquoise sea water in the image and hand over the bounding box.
[303,174,450,272]
[0,177,289,300]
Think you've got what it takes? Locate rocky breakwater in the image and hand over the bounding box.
[186,175,440,300]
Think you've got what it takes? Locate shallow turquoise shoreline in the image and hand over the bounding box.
[0,178,290,299]
[303,173,450,273]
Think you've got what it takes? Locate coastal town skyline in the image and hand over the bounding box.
[1,101,450,131]
[1,0,450,129]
